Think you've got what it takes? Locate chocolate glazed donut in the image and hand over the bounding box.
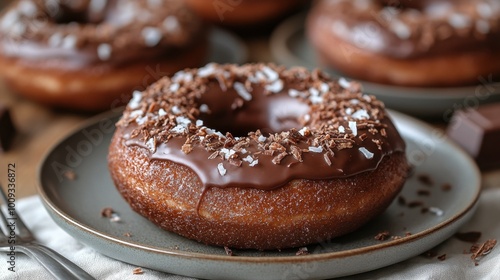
[0,0,207,111]
[108,63,409,250]
[307,0,500,87]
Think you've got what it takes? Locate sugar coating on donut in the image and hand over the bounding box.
[116,63,405,188]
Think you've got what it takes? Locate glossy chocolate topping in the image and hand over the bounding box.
[311,0,500,58]
[116,63,406,190]
[0,0,204,68]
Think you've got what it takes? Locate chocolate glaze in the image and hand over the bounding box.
[0,0,205,68]
[117,64,406,190]
[311,0,500,58]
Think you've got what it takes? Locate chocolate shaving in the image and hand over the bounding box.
[470,239,497,265]
[296,247,309,256]
[417,174,434,186]
[132,267,144,275]
[100,207,115,218]
[375,231,390,241]
[437,254,447,261]
[224,246,233,256]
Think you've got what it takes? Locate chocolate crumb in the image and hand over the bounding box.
[441,183,452,191]
[417,189,431,196]
[470,239,497,265]
[455,231,482,243]
[407,201,424,208]
[132,267,144,275]
[437,254,447,261]
[224,246,233,256]
[398,196,406,206]
[123,232,132,237]
[296,247,309,256]
[417,174,434,186]
[421,207,429,214]
[375,231,390,241]
[63,170,77,181]
[100,207,115,218]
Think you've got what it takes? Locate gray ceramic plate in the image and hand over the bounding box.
[270,13,500,119]
[208,27,248,65]
[37,109,480,280]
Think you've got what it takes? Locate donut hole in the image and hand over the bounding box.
[198,86,310,137]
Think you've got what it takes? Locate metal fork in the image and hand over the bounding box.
[0,185,95,279]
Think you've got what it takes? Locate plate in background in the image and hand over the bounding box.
[270,13,500,119]
[37,109,480,280]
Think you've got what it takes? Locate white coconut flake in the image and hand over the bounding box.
[142,27,163,47]
[320,83,330,93]
[176,116,191,126]
[48,32,63,47]
[146,138,156,152]
[476,19,490,34]
[240,148,248,154]
[169,83,180,92]
[258,135,267,142]
[249,159,259,167]
[304,114,311,122]
[217,163,227,176]
[358,147,374,159]
[171,106,181,115]
[428,207,444,216]
[261,66,279,81]
[129,91,142,109]
[243,155,254,163]
[129,109,143,119]
[350,99,360,105]
[345,108,353,115]
[97,43,112,60]
[90,0,107,14]
[234,82,252,101]
[18,0,37,17]
[308,146,323,153]
[197,63,216,77]
[309,88,320,96]
[265,79,284,93]
[170,125,186,134]
[349,121,358,136]
[196,119,203,127]
[338,77,351,89]
[391,20,411,39]
[298,127,309,136]
[288,89,301,98]
[163,16,180,33]
[351,109,370,120]
[338,125,345,133]
[172,71,193,83]
[310,95,323,104]
[477,2,493,19]
[136,116,148,125]
[158,108,167,117]
[448,13,471,29]
[61,35,77,49]
[1,10,19,30]
[199,104,210,113]
[221,148,235,160]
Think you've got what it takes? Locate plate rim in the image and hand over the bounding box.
[36,108,482,265]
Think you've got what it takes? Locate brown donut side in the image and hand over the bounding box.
[0,43,207,111]
[108,127,408,250]
[307,18,500,87]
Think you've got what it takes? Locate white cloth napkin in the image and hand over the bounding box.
[2,189,500,280]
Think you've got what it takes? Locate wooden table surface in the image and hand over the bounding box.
[0,23,499,199]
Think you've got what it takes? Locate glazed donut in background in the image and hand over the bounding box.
[0,0,207,111]
[108,63,409,250]
[307,0,500,87]
[185,0,306,29]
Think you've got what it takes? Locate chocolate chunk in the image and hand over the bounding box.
[447,104,500,169]
[0,105,16,152]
